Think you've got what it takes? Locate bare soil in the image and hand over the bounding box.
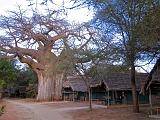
[0,100,20,120]
[70,105,155,120]
[0,99,156,120]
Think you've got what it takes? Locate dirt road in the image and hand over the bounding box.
[2,99,106,120]
[1,99,153,120]
[3,100,73,120]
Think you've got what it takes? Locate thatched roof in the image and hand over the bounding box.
[63,73,148,92]
[63,76,88,92]
[141,58,160,94]
[102,73,148,90]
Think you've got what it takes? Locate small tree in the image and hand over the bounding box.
[0,59,16,89]
[75,63,93,111]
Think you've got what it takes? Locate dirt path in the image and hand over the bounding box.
[2,99,153,120]
[3,99,106,120]
[4,100,72,120]
[0,101,21,120]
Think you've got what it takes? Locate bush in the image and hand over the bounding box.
[0,105,5,116]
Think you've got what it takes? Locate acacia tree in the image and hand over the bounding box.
[72,0,159,112]
[136,1,160,61]
[0,5,94,101]
[137,2,160,93]
[74,64,93,111]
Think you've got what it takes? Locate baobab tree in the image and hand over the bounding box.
[0,6,95,101]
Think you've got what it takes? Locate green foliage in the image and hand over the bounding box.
[87,64,129,79]
[56,47,77,74]
[0,81,6,89]
[14,67,38,98]
[15,67,38,86]
[0,59,16,89]
[26,84,37,98]
[0,105,5,116]
[75,0,159,64]
[136,3,160,53]
[0,58,38,98]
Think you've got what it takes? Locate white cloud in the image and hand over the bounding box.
[67,7,93,23]
[0,0,27,14]
[0,0,93,23]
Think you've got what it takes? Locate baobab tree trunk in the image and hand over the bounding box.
[36,72,64,101]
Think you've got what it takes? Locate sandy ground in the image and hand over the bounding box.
[71,105,156,120]
[1,99,73,120]
[0,99,157,120]
[0,101,20,120]
[0,99,105,120]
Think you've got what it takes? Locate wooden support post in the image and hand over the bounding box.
[107,89,110,106]
[112,91,115,104]
[73,92,74,101]
[149,88,152,115]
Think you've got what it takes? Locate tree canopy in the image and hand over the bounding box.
[0,59,16,89]
[0,1,97,101]
[0,0,159,103]
[72,0,160,112]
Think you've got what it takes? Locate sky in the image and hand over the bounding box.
[0,0,154,73]
[0,0,94,68]
[0,0,93,23]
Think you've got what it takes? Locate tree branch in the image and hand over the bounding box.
[18,54,44,71]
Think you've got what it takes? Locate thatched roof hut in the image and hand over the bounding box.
[63,73,149,103]
[63,72,148,92]
[90,73,148,91]
[141,58,160,94]
[63,76,88,92]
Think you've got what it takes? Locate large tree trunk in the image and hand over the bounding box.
[130,64,139,113]
[36,72,64,101]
